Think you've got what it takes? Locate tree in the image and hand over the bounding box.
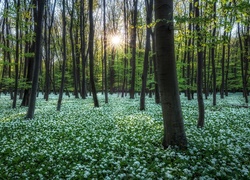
[211,2,217,106]
[103,0,108,103]
[12,0,20,108]
[130,0,138,99]
[57,0,67,111]
[69,0,79,98]
[155,0,187,149]
[89,0,99,107]
[186,1,193,101]
[26,0,45,119]
[194,0,205,128]
[140,0,153,110]
[44,0,57,101]
[80,0,87,99]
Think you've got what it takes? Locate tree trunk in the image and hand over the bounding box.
[21,44,35,106]
[220,34,226,99]
[103,0,108,103]
[225,32,232,96]
[140,0,152,111]
[122,0,129,98]
[151,31,160,104]
[89,0,99,107]
[26,0,45,119]
[155,0,187,149]
[186,2,193,100]
[69,0,79,98]
[12,0,20,108]
[194,0,205,128]
[130,0,138,99]
[57,0,67,111]
[211,2,217,106]
[80,0,87,99]
[44,0,56,101]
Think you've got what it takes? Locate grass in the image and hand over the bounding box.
[0,93,249,179]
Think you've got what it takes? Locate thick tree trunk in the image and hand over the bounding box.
[155,0,187,149]
[21,44,35,106]
[26,0,45,119]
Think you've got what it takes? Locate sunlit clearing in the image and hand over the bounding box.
[111,35,121,46]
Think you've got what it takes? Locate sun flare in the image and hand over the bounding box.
[111,35,121,46]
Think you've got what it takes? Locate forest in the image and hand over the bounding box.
[0,0,249,179]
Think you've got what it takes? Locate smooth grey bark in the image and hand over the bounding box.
[155,0,187,149]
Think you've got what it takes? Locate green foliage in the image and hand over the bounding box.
[0,77,32,91]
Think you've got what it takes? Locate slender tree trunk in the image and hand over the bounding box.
[130,0,138,99]
[122,0,129,98]
[44,0,56,101]
[238,23,249,103]
[225,31,232,97]
[203,36,208,99]
[186,2,193,100]
[26,0,45,119]
[103,0,108,103]
[12,0,20,108]
[110,48,115,94]
[220,32,226,99]
[140,0,152,110]
[57,0,67,111]
[211,2,217,106]
[1,3,8,94]
[195,0,205,128]
[69,0,79,98]
[89,0,99,107]
[155,0,187,149]
[151,31,160,104]
[80,0,87,99]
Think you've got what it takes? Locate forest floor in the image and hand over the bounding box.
[0,93,249,179]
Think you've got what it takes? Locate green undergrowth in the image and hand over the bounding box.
[0,93,249,179]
